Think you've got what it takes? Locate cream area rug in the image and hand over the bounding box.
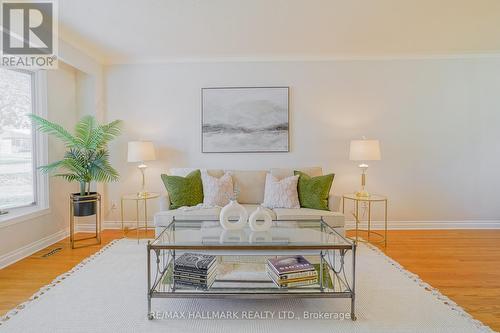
[0,239,494,333]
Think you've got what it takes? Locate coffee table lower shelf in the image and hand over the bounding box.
[147,248,356,321]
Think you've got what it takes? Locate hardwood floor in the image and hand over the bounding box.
[1,229,500,331]
[366,230,500,330]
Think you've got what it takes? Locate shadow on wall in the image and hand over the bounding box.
[156,146,185,171]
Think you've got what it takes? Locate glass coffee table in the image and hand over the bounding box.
[147,219,356,320]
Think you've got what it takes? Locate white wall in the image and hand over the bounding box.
[106,57,500,224]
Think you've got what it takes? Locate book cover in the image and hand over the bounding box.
[268,271,318,288]
[266,265,318,281]
[174,269,217,283]
[174,274,216,289]
[174,264,217,278]
[174,253,216,271]
[278,278,318,288]
[267,255,314,275]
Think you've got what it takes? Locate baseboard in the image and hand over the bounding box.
[0,228,69,269]
[344,219,500,230]
[2,219,498,270]
[75,221,153,232]
[92,219,500,231]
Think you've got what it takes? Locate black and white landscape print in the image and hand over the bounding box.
[202,87,289,152]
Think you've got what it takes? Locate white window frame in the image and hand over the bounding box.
[0,69,50,227]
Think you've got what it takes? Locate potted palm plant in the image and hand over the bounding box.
[29,114,122,216]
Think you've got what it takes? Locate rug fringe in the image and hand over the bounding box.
[362,242,497,333]
[0,238,124,326]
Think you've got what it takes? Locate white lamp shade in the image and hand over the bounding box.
[127,141,156,162]
[349,139,381,161]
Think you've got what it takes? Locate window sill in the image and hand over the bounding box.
[0,206,51,229]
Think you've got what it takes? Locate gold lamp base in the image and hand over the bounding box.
[137,164,148,198]
[356,164,370,197]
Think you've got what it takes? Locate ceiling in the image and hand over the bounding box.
[58,0,500,64]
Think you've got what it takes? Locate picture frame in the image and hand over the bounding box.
[201,86,289,153]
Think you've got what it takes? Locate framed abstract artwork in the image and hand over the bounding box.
[202,87,289,153]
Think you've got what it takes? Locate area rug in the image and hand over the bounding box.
[0,239,494,333]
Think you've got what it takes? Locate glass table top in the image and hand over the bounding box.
[343,193,387,201]
[151,220,352,250]
[121,192,160,200]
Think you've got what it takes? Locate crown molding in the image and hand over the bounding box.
[104,52,500,66]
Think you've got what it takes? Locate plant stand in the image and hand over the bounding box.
[69,193,102,249]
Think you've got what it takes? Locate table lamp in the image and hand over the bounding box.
[349,138,381,197]
[127,141,156,197]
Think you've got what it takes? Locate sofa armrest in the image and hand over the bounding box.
[328,194,342,212]
[159,193,170,211]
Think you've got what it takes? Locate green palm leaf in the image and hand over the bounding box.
[75,116,95,147]
[29,114,78,147]
[99,120,122,147]
[38,160,64,173]
[31,114,122,195]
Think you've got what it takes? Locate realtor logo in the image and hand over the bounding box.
[1,0,58,68]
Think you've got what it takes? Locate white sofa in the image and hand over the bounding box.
[153,167,345,236]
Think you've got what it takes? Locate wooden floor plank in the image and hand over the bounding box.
[0,229,499,331]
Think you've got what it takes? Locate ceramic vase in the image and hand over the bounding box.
[219,199,248,230]
[248,206,272,232]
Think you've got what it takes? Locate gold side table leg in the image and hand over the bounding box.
[121,198,124,233]
[136,199,140,243]
[385,199,388,247]
[367,201,371,242]
[355,199,359,243]
[70,198,74,249]
[97,196,102,244]
[144,198,148,239]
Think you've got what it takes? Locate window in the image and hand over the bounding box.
[0,68,47,215]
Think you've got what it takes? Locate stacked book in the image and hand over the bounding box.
[174,253,217,289]
[267,255,318,288]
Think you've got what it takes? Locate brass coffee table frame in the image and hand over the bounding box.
[147,219,357,321]
[69,193,101,249]
[343,194,388,247]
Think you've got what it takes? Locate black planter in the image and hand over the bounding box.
[72,192,98,217]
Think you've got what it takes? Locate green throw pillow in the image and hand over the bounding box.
[161,170,203,209]
[294,171,334,211]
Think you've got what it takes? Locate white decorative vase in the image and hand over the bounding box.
[248,206,272,232]
[219,200,248,230]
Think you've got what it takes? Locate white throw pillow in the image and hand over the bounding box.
[201,171,234,207]
[262,173,300,209]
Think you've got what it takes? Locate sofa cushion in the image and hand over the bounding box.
[295,171,334,211]
[154,205,276,227]
[262,173,300,209]
[161,170,204,209]
[273,208,344,228]
[154,207,221,227]
[201,171,234,206]
[170,168,224,178]
[229,170,267,204]
[270,167,323,180]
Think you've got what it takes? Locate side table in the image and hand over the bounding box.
[342,193,388,247]
[120,192,160,242]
